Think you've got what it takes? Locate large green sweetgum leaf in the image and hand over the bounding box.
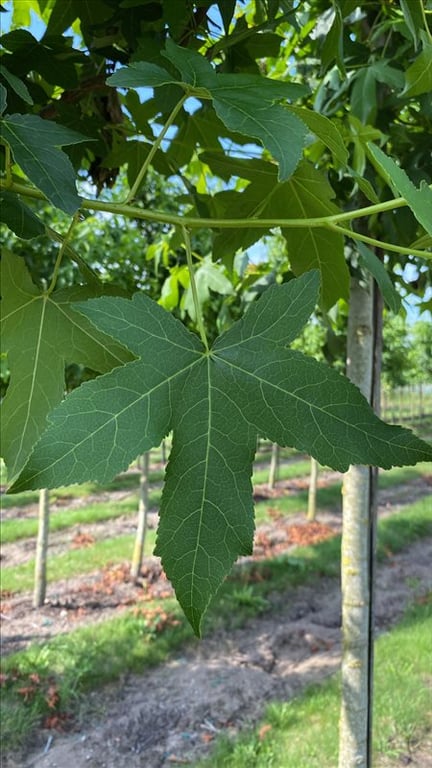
[0,251,134,482]
[10,271,432,634]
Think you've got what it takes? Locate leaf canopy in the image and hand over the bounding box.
[10,272,432,633]
[108,40,309,182]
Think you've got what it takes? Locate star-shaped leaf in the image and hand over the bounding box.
[10,271,432,634]
[0,251,135,482]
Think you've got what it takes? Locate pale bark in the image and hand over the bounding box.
[268,442,280,489]
[339,276,374,768]
[307,457,319,521]
[33,488,50,608]
[160,439,167,465]
[130,452,150,581]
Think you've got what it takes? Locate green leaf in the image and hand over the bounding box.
[0,190,45,239]
[0,83,6,115]
[401,43,432,97]
[321,7,345,75]
[367,143,432,235]
[210,75,308,181]
[106,62,178,89]
[211,161,348,308]
[0,65,33,104]
[357,242,402,313]
[287,106,349,166]
[0,114,91,214]
[11,272,432,633]
[350,68,377,124]
[369,61,404,91]
[400,0,425,48]
[0,251,135,482]
[110,42,309,181]
[163,39,216,89]
[217,0,237,33]
[45,0,77,36]
[182,259,234,320]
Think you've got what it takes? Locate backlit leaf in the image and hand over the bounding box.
[11,272,432,633]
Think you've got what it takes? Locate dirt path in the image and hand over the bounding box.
[5,535,431,768]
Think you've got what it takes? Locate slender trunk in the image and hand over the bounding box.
[161,439,167,465]
[33,488,50,608]
[130,452,150,580]
[307,457,319,521]
[268,442,280,489]
[339,276,374,768]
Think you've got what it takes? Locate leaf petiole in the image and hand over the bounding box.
[182,225,209,352]
[47,213,81,295]
[326,222,432,260]
[125,94,188,204]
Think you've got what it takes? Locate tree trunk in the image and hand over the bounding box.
[33,488,50,608]
[268,442,280,489]
[130,452,150,581]
[161,439,167,465]
[339,276,374,768]
[307,457,319,521]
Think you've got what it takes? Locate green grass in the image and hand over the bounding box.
[0,468,166,510]
[1,465,430,594]
[0,490,161,544]
[198,598,432,767]
[0,531,157,593]
[1,499,430,753]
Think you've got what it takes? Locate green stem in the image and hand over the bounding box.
[0,179,412,229]
[182,226,209,352]
[46,227,102,286]
[4,143,12,185]
[125,95,187,204]
[326,222,431,260]
[47,214,80,294]
[420,0,432,43]
[2,180,431,261]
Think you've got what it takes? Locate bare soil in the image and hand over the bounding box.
[1,473,431,767]
[5,537,432,768]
